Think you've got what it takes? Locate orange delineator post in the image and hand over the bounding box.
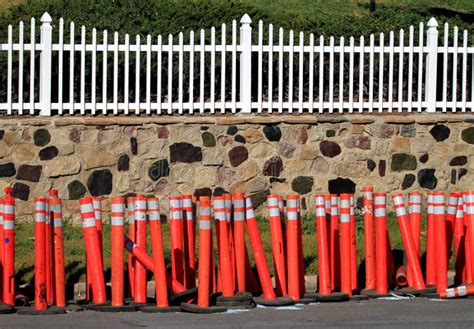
[439,284,474,299]
[225,194,237,292]
[232,193,247,292]
[407,192,422,287]
[374,193,388,295]
[463,192,474,283]
[433,192,448,293]
[214,196,234,297]
[92,197,103,265]
[426,193,437,286]
[350,195,357,291]
[286,195,301,300]
[446,193,460,261]
[80,197,106,305]
[49,190,65,308]
[134,195,148,304]
[454,198,466,285]
[339,194,352,296]
[197,197,212,307]
[111,197,125,307]
[362,187,375,291]
[45,196,54,305]
[0,199,4,304]
[246,197,276,301]
[329,194,340,291]
[182,195,196,289]
[295,198,305,297]
[395,265,408,287]
[126,197,136,298]
[3,187,15,306]
[34,197,48,310]
[147,197,169,307]
[315,194,331,295]
[268,194,287,296]
[392,193,426,290]
[463,198,473,284]
[169,196,184,285]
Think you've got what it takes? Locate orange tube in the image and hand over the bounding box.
[134,196,148,304]
[126,197,136,299]
[329,195,340,291]
[446,193,460,261]
[374,193,388,295]
[339,194,352,296]
[246,197,276,300]
[464,198,473,283]
[463,192,474,283]
[3,187,15,306]
[49,190,65,308]
[407,192,422,287]
[0,198,3,304]
[395,265,408,287]
[147,198,169,307]
[34,197,48,310]
[392,194,426,290]
[286,195,301,300]
[45,196,54,305]
[92,197,103,265]
[426,193,437,286]
[169,196,184,285]
[362,187,375,291]
[315,194,331,295]
[433,192,447,293]
[439,284,474,299]
[197,197,212,307]
[111,197,125,307]
[80,197,106,305]
[296,197,305,296]
[182,195,196,289]
[350,195,357,291]
[268,194,287,296]
[214,196,234,297]
[454,198,465,285]
[225,194,236,292]
[232,193,247,292]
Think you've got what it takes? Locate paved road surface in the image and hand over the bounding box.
[1,298,473,328]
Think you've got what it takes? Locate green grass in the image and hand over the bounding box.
[15,211,444,285]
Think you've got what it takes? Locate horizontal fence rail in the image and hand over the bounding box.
[0,12,473,115]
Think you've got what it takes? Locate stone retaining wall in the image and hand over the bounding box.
[1,113,474,221]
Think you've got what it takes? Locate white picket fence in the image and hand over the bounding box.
[0,12,473,116]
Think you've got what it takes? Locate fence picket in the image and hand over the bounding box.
[319,36,324,113]
[298,32,304,113]
[210,27,216,113]
[288,30,294,113]
[231,20,237,113]
[268,24,274,113]
[80,26,86,114]
[278,27,283,113]
[398,29,404,113]
[167,34,172,114]
[349,36,354,113]
[189,31,194,114]
[452,26,458,113]
[146,34,152,115]
[91,28,96,114]
[308,33,314,113]
[29,18,35,114]
[368,34,374,113]
[338,36,344,113]
[408,26,414,112]
[156,35,161,114]
[257,20,263,113]
[388,31,394,112]
[178,32,183,114]
[7,25,12,115]
[18,22,24,114]
[461,30,467,112]
[329,36,334,113]
[113,32,119,114]
[358,36,364,113]
[125,34,130,114]
[101,29,107,114]
[221,24,226,113]
[200,29,205,114]
[417,23,423,112]
[442,23,449,112]
[137,35,141,114]
[378,33,384,113]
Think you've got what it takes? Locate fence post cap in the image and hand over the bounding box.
[240,13,252,24]
[427,17,438,28]
[40,12,52,24]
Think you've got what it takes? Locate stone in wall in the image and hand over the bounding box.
[228,146,248,167]
[0,163,16,177]
[391,153,417,172]
[263,156,283,177]
[117,154,130,171]
[291,176,313,195]
[16,164,42,182]
[319,141,341,158]
[12,182,29,201]
[39,146,59,160]
[418,169,437,189]
[148,159,169,181]
[430,124,450,142]
[33,129,51,146]
[202,132,216,147]
[328,178,356,194]
[170,142,202,163]
[263,125,282,142]
[87,169,113,196]
[461,127,474,144]
[68,180,87,200]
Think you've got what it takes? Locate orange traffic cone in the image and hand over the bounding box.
[49,190,65,308]
[34,197,48,310]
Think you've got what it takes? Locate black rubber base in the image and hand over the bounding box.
[361,290,393,299]
[180,302,227,314]
[65,304,84,312]
[350,294,369,302]
[312,292,350,303]
[419,292,441,299]
[396,286,435,296]
[16,306,66,316]
[216,292,253,303]
[0,304,15,314]
[93,304,139,313]
[216,301,257,309]
[253,296,294,307]
[169,288,198,306]
[295,297,318,305]
[139,306,182,313]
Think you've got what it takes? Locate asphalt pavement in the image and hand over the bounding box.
[1,298,473,329]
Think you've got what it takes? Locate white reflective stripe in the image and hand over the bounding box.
[340,214,350,223]
[427,204,433,213]
[234,212,245,221]
[457,286,467,296]
[365,192,373,200]
[392,196,404,206]
[278,200,284,210]
[200,207,211,216]
[464,194,474,203]
[135,200,147,209]
[465,205,474,214]
[447,206,457,216]
[456,208,464,219]
[95,212,102,221]
[80,203,94,213]
[0,217,3,225]
[287,199,298,207]
[3,220,14,230]
[448,197,458,206]
[340,199,350,208]
[314,197,325,206]
[148,212,160,221]
[374,196,385,205]
[199,220,211,230]
[350,206,354,216]
[427,194,433,202]
[185,211,193,220]
[169,199,181,207]
[234,199,244,208]
[268,198,278,207]
[92,199,101,207]
[182,198,192,208]
[3,204,14,214]
[35,202,47,211]
[331,208,338,216]
[128,217,135,223]
[215,212,227,221]
[246,208,256,219]
[331,196,338,204]
[316,207,325,217]
[214,199,225,208]
[111,217,124,225]
[171,210,182,219]
[432,195,444,204]
[410,205,421,213]
[409,195,422,203]
[147,200,159,209]
[432,206,444,215]
[374,208,386,217]
[269,208,280,217]
[395,206,407,216]
[50,204,61,213]
[446,288,456,298]
[325,200,331,209]
[287,212,298,221]
[127,202,135,210]
[54,219,63,227]
[35,213,46,222]
[82,217,96,228]
[111,204,124,213]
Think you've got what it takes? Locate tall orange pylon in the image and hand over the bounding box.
[286,195,301,300]
[182,195,196,289]
[232,193,247,292]
[34,197,48,310]
[268,194,287,296]
[45,194,54,305]
[2,187,15,306]
[329,195,340,291]
[433,192,447,293]
[374,193,388,295]
[214,196,234,297]
[134,196,148,304]
[350,195,357,291]
[446,193,460,261]
[454,198,466,285]
[169,196,184,285]
[315,194,331,295]
[407,192,422,287]
[339,194,352,296]
[111,197,125,307]
[0,198,3,304]
[49,189,65,308]
[362,187,375,292]
[197,196,212,308]
[126,197,136,299]
[92,197,103,265]
[425,193,437,286]
[463,191,474,283]
[225,194,237,292]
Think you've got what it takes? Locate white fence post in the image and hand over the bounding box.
[425,17,438,113]
[240,14,252,113]
[39,12,53,116]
